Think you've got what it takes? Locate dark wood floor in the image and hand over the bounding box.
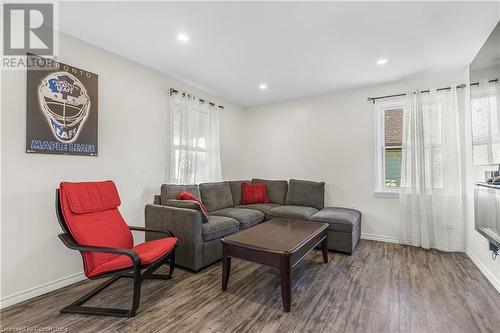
[2,240,500,333]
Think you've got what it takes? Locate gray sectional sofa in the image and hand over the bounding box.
[145,179,361,271]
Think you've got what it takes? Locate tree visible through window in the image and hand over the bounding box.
[384,109,403,187]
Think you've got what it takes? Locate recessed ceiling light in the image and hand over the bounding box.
[177,33,190,42]
[377,58,388,65]
[259,83,267,90]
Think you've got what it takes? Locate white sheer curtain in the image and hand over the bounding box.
[399,87,464,251]
[168,93,222,184]
[471,79,500,165]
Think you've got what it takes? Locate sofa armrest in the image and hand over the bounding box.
[145,204,203,241]
[145,204,204,270]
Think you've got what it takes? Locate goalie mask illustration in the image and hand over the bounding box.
[38,72,91,143]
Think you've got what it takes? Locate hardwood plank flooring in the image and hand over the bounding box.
[2,240,500,333]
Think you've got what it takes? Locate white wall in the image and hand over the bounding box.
[242,71,466,241]
[463,67,500,292]
[0,33,245,307]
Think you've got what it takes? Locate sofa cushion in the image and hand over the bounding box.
[242,182,270,204]
[201,215,239,242]
[285,179,325,210]
[252,179,288,205]
[199,182,234,212]
[267,205,319,220]
[309,207,361,233]
[228,180,249,206]
[236,203,280,214]
[161,184,200,205]
[165,199,209,223]
[210,208,265,229]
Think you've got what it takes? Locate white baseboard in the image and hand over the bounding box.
[361,232,401,244]
[0,271,85,309]
[465,248,500,294]
[361,233,465,251]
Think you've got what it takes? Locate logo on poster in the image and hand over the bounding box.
[38,72,91,143]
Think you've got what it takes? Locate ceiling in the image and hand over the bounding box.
[470,19,500,72]
[59,2,500,107]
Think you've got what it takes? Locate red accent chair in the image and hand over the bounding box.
[56,180,177,317]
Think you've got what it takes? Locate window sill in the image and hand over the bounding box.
[373,191,400,199]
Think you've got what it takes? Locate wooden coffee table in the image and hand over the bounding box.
[221,218,329,312]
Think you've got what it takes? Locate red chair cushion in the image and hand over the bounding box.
[241,181,270,204]
[64,181,121,213]
[177,190,208,214]
[87,238,177,277]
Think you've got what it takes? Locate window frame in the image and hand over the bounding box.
[374,97,404,198]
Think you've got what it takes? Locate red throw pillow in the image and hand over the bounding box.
[177,191,209,214]
[241,182,270,205]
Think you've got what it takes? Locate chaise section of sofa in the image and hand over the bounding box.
[309,207,361,254]
[261,179,361,254]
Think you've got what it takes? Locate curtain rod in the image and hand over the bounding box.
[170,88,225,109]
[367,79,498,104]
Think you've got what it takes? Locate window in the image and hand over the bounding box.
[375,98,404,197]
[470,82,500,165]
[171,104,209,184]
[168,94,222,184]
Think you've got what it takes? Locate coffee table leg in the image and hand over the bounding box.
[280,257,291,312]
[222,255,231,291]
[321,235,329,263]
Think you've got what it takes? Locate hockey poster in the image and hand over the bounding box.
[26,54,98,156]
